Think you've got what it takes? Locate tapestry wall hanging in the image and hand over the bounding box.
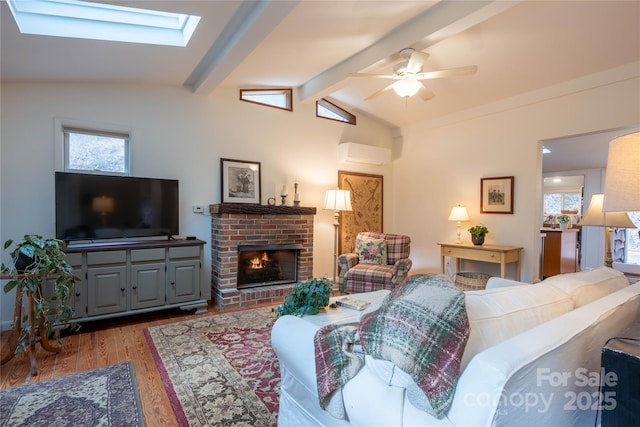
[338,171,383,254]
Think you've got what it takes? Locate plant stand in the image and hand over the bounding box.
[0,279,61,376]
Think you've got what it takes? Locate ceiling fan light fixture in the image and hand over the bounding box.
[393,77,421,98]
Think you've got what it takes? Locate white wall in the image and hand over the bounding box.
[393,63,640,282]
[0,83,396,328]
[2,63,638,328]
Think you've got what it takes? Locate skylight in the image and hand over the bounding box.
[7,0,201,47]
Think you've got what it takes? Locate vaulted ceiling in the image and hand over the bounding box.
[2,0,639,169]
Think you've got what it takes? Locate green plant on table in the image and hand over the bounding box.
[467,225,489,237]
[556,215,570,224]
[1,235,79,353]
[273,277,333,318]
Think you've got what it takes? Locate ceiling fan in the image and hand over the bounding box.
[351,48,477,101]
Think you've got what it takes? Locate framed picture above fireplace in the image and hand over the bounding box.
[221,158,261,204]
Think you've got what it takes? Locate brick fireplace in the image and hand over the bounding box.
[209,204,316,309]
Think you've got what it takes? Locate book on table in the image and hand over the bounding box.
[336,296,371,311]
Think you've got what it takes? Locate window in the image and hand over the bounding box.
[7,0,200,47]
[240,89,292,111]
[613,212,640,266]
[316,98,356,125]
[64,127,130,175]
[543,191,582,215]
[624,213,640,264]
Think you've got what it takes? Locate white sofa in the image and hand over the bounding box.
[271,267,640,426]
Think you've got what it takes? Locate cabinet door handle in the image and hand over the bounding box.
[120,287,125,292]
[132,285,137,290]
[171,281,175,286]
[75,292,80,297]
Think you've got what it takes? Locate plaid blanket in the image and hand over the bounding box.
[314,274,469,419]
[313,324,362,418]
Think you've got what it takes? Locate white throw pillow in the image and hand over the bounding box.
[541,267,629,308]
[461,285,573,369]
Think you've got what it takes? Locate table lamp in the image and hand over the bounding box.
[602,131,639,212]
[448,205,470,244]
[580,193,636,267]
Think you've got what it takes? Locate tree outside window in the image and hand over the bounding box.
[65,129,129,175]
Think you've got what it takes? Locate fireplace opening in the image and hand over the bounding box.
[237,244,302,289]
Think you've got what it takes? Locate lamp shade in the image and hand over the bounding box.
[602,131,640,212]
[580,193,636,228]
[92,196,114,214]
[323,189,352,211]
[393,78,421,98]
[448,205,470,222]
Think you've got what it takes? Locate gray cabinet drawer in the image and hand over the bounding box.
[131,248,165,262]
[65,252,82,267]
[169,246,200,259]
[87,250,126,265]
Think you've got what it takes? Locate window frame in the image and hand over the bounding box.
[239,88,293,112]
[316,98,356,125]
[612,212,640,273]
[543,190,583,215]
[55,118,131,176]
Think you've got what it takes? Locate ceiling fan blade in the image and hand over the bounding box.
[416,65,477,80]
[406,51,429,74]
[418,83,435,101]
[350,73,397,79]
[364,82,396,101]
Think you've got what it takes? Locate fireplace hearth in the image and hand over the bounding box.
[210,204,316,308]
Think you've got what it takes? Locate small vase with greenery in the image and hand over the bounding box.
[1,235,79,354]
[273,277,333,318]
[556,215,571,229]
[468,225,489,246]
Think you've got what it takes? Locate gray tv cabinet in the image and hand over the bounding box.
[48,239,208,323]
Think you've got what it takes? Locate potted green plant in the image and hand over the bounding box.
[273,277,333,318]
[1,235,79,354]
[556,214,571,229]
[468,225,489,246]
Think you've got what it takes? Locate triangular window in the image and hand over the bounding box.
[316,99,356,125]
[240,89,292,111]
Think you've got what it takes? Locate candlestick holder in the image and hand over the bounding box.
[293,183,300,207]
[280,194,288,206]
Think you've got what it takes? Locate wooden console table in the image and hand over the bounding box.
[438,242,523,280]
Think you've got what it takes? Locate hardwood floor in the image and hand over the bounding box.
[0,302,275,426]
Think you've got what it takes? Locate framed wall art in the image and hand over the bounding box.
[481,176,514,214]
[338,171,383,254]
[221,158,261,204]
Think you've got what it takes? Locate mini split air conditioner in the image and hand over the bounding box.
[337,142,391,165]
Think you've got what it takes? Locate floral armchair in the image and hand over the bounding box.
[338,232,412,293]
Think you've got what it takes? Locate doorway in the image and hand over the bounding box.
[541,126,640,274]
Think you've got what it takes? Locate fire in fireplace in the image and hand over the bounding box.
[237,244,303,289]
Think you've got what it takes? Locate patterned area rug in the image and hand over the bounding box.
[144,307,279,427]
[0,361,143,426]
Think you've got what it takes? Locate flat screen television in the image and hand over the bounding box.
[55,172,179,241]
